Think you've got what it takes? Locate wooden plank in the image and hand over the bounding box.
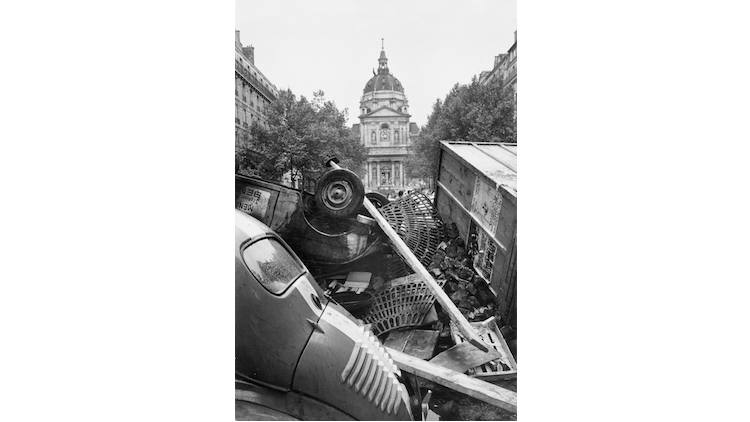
[429,342,502,373]
[438,153,476,210]
[386,347,517,413]
[326,161,490,352]
[383,330,411,352]
[401,330,440,360]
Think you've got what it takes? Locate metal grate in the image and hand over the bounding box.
[449,318,517,381]
[362,277,446,336]
[378,192,445,268]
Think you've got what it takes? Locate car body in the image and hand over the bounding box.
[235,210,414,421]
[235,174,385,267]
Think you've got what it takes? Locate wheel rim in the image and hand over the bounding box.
[324,180,353,211]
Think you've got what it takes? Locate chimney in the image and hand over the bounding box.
[242,45,255,64]
[235,30,241,49]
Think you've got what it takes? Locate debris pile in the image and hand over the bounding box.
[427,222,498,322]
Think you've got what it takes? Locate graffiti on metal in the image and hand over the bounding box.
[236,186,271,219]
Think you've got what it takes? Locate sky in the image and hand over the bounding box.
[236,0,517,128]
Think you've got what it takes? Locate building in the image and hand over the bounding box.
[479,30,517,91]
[235,30,279,163]
[505,31,517,91]
[355,45,417,192]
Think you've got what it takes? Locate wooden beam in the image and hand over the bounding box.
[386,347,517,413]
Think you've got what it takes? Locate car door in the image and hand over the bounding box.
[235,232,325,390]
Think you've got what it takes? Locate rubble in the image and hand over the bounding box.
[428,222,498,323]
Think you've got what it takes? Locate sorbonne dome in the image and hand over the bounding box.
[363,51,404,93]
[353,44,419,192]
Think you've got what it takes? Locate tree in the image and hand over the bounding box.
[237,89,366,188]
[407,77,516,182]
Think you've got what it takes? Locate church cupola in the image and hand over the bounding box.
[378,48,389,74]
[363,39,404,94]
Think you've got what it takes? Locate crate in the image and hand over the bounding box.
[449,318,517,381]
[362,277,446,336]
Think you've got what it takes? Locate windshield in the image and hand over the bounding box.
[242,238,305,294]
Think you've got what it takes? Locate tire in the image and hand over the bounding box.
[365,192,389,208]
[358,192,389,218]
[315,168,365,218]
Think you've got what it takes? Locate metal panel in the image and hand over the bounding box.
[440,142,517,198]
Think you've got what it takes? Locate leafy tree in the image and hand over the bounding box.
[237,89,366,188]
[407,77,516,182]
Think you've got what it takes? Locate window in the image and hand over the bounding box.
[242,238,305,294]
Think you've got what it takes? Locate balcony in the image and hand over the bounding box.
[235,63,277,103]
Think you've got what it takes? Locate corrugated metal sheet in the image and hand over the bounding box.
[440,142,517,196]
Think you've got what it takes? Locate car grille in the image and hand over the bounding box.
[340,325,404,415]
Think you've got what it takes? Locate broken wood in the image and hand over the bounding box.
[384,330,440,360]
[327,160,489,352]
[385,346,517,413]
[429,342,502,373]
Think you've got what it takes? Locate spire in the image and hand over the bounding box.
[378,40,389,75]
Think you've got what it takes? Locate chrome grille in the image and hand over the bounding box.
[340,325,404,415]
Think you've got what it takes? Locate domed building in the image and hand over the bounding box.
[354,45,417,191]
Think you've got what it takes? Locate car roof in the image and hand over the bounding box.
[235,210,272,243]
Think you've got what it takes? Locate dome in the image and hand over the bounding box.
[363,73,404,93]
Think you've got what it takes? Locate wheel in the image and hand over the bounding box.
[315,168,365,218]
[358,192,389,218]
[365,192,389,208]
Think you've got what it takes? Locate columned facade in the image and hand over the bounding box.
[356,46,415,192]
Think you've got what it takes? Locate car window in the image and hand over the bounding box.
[242,238,305,294]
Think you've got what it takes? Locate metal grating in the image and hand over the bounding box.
[449,318,517,381]
[362,278,446,336]
[378,192,445,268]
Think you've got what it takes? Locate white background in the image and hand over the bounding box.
[1,1,749,421]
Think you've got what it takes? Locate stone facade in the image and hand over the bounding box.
[356,47,417,191]
[479,30,517,92]
[235,30,278,162]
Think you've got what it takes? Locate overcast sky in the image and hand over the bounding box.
[236,0,517,128]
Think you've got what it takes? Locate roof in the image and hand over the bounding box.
[361,105,409,118]
[439,142,517,196]
[363,73,404,93]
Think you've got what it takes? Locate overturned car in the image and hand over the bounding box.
[235,167,390,271]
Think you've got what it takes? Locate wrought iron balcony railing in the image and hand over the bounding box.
[235,63,277,102]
